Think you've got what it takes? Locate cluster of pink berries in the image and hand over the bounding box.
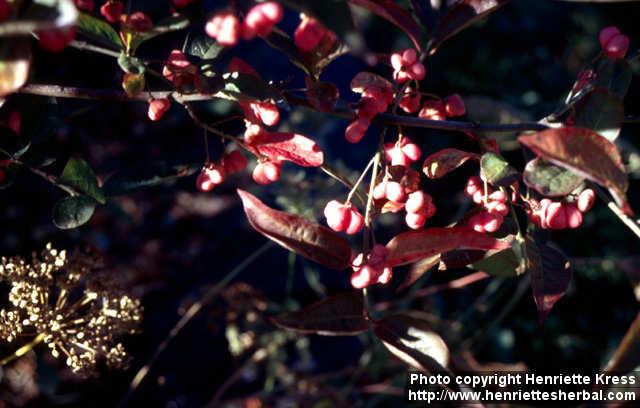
[345,83,394,144]
[384,137,421,167]
[147,98,171,121]
[196,150,248,192]
[323,201,364,235]
[351,245,393,289]
[528,189,595,230]
[205,2,283,47]
[293,14,336,53]
[599,26,629,60]
[162,49,198,89]
[465,176,511,233]
[252,159,282,185]
[418,94,466,120]
[404,191,436,229]
[390,49,425,83]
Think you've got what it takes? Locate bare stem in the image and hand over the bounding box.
[345,156,375,205]
[0,333,46,366]
[593,184,640,239]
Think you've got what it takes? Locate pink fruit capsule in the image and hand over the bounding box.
[577,189,596,213]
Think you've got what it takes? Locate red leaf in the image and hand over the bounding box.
[422,148,479,179]
[385,227,510,267]
[350,71,393,94]
[348,0,423,52]
[305,77,339,113]
[430,0,510,55]
[250,132,324,167]
[526,238,571,324]
[237,189,351,270]
[270,291,369,335]
[518,127,631,215]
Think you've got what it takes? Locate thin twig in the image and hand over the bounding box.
[116,242,273,408]
[593,184,640,239]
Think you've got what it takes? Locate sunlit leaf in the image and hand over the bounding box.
[237,189,352,270]
[523,157,584,197]
[249,132,324,167]
[271,291,368,335]
[519,127,630,214]
[422,148,478,179]
[385,227,510,266]
[480,152,519,187]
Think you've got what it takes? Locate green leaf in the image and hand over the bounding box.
[471,248,520,277]
[270,291,368,335]
[117,52,146,74]
[60,158,106,204]
[103,162,199,196]
[52,196,96,229]
[480,152,519,187]
[523,157,584,197]
[76,12,124,50]
[185,35,224,61]
[575,88,624,142]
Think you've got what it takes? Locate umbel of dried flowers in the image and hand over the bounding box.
[0,243,142,375]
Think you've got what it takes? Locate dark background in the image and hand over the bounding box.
[0,1,639,406]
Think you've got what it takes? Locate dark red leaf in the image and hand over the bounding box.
[397,254,440,292]
[237,189,351,270]
[305,77,339,113]
[422,148,478,179]
[526,238,571,324]
[430,0,510,55]
[249,132,324,167]
[350,71,393,94]
[270,291,369,335]
[385,227,511,267]
[518,127,631,215]
[439,249,487,270]
[348,0,424,52]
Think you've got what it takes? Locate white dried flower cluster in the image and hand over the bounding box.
[0,244,142,375]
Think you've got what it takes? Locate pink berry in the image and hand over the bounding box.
[147,98,171,121]
[604,33,629,59]
[125,12,153,32]
[565,204,583,229]
[250,102,280,127]
[390,147,409,167]
[346,207,364,235]
[577,189,596,213]
[599,26,620,49]
[324,200,351,232]
[100,1,123,23]
[385,181,405,203]
[244,2,282,38]
[252,161,281,185]
[465,176,482,196]
[373,181,387,200]
[405,212,426,230]
[399,88,421,113]
[401,143,421,162]
[351,264,373,289]
[390,53,403,71]
[405,191,426,214]
[206,12,240,47]
[418,100,446,120]
[345,117,370,143]
[196,165,224,192]
[294,16,326,52]
[75,0,93,11]
[410,62,426,81]
[483,213,503,232]
[401,49,417,65]
[545,202,567,230]
[38,26,76,52]
[444,94,466,117]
